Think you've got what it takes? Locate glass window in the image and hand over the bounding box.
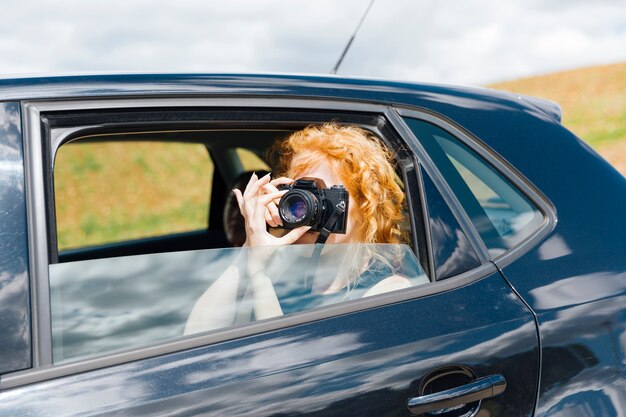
[49,126,424,362]
[49,243,428,362]
[54,141,214,251]
[405,118,544,256]
[420,167,481,279]
[236,147,271,172]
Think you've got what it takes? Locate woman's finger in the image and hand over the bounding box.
[261,183,282,226]
[253,190,287,227]
[269,177,294,205]
[261,182,279,195]
[267,201,282,226]
[243,172,271,200]
[279,226,311,245]
[270,177,294,187]
[232,189,244,214]
[256,189,288,206]
[265,208,278,227]
[242,172,258,199]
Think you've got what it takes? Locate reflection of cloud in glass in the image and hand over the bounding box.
[422,169,481,279]
[49,243,427,362]
[0,103,21,167]
[50,248,241,361]
[0,271,30,369]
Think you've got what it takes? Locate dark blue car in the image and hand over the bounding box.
[0,74,624,416]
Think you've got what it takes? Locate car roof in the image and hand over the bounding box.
[0,72,561,122]
[4,72,586,198]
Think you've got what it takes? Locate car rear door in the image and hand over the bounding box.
[0,99,540,417]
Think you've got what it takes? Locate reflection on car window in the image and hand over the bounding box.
[420,167,481,280]
[260,244,427,314]
[49,244,427,362]
[404,118,544,256]
[54,141,213,250]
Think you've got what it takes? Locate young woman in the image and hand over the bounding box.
[184,123,415,335]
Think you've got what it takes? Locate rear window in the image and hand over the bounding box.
[404,118,544,256]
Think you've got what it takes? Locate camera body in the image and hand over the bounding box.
[277,177,349,234]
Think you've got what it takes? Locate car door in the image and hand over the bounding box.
[0,98,541,417]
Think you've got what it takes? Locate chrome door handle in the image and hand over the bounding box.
[407,373,506,415]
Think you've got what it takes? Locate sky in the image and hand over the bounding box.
[1,0,625,86]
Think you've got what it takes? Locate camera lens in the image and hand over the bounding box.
[287,199,307,221]
[279,190,319,227]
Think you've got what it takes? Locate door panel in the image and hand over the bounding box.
[1,271,538,417]
[0,102,31,375]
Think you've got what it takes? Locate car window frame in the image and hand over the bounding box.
[3,97,505,389]
[393,106,557,268]
[0,102,32,376]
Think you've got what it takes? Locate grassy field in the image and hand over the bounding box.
[489,61,626,174]
[55,142,214,250]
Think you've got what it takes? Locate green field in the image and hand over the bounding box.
[55,142,215,250]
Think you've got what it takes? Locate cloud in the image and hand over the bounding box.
[339,0,626,84]
[0,0,624,85]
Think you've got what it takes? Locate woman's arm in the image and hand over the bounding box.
[248,269,283,319]
[362,274,412,298]
[183,253,286,335]
[184,173,309,335]
[184,264,242,335]
[235,173,310,318]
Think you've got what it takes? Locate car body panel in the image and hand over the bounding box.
[0,73,624,415]
[1,270,538,417]
[458,87,626,415]
[0,102,31,375]
[496,133,626,414]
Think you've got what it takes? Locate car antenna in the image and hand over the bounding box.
[330,0,375,75]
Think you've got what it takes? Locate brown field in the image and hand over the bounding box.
[489,61,626,176]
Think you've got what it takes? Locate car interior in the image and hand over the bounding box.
[54,129,290,263]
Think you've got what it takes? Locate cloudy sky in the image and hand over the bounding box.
[1,0,625,85]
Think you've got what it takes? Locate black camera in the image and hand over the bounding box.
[277,177,349,234]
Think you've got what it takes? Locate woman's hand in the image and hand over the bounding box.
[233,172,309,248]
[233,172,309,279]
[260,176,294,227]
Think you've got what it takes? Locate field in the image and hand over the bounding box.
[489,61,626,175]
[54,142,215,250]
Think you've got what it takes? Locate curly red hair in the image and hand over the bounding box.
[270,123,405,244]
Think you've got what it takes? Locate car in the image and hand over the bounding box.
[0,73,624,417]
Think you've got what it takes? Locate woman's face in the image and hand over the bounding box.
[289,156,362,245]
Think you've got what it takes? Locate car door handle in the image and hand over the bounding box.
[407,373,506,415]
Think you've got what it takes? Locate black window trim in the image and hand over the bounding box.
[392,106,557,269]
[4,96,505,389]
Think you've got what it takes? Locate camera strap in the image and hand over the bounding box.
[315,201,346,244]
[306,201,347,291]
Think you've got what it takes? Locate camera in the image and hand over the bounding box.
[277,177,349,234]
